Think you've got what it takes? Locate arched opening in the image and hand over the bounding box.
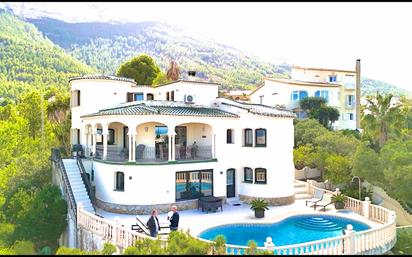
[174,122,213,161]
[106,121,130,162]
[147,93,154,100]
[135,122,169,162]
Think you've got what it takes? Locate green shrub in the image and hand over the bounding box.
[101,243,117,255]
[245,240,257,255]
[12,240,36,255]
[213,235,226,254]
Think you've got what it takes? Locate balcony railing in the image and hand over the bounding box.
[94,144,213,163]
[175,145,212,161]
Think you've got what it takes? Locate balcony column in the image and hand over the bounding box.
[171,134,176,161]
[132,133,137,162]
[102,124,109,160]
[128,132,133,162]
[84,132,90,156]
[92,131,97,157]
[211,133,216,159]
[168,132,176,162]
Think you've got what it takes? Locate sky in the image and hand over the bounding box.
[2,2,412,91]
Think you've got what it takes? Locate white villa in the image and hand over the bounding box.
[51,67,397,255]
[249,60,361,130]
[68,72,296,214]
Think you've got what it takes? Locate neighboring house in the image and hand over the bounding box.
[249,60,361,130]
[69,72,296,214]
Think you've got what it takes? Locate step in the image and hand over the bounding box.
[294,187,307,194]
[295,193,313,200]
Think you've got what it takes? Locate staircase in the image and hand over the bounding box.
[294,180,313,200]
[295,216,343,231]
[62,159,95,213]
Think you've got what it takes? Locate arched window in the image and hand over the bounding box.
[255,168,267,184]
[147,93,154,100]
[115,172,124,191]
[244,167,253,183]
[255,128,266,147]
[244,129,253,147]
[226,129,234,144]
[315,90,329,103]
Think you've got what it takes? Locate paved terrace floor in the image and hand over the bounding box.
[96,199,381,240]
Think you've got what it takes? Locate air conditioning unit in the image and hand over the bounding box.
[184,94,195,104]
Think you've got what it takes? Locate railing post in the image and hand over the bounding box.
[344,224,355,255]
[306,179,313,194]
[335,188,340,195]
[264,237,275,252]
[363,197,371,219]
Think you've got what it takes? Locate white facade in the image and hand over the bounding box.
[70,75,296,212]
[249,66,360,130]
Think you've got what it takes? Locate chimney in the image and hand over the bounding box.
[188,71,196,81]
[355,59,361,130]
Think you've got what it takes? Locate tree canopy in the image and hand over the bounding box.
[116,54,161,85]
[299,96,340,128]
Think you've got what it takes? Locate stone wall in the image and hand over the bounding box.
[295,167,321,180]
[96,197,225,215]
[239,194,295,206]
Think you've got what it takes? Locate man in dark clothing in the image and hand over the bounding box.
[147,209,161,237]
[169,205,179,231]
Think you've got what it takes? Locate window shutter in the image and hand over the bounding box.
[127,92,133,102]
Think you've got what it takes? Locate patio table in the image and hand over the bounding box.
[198,196,223,213]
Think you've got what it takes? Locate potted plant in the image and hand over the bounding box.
[332,194,346,209]
[250,198,269,218]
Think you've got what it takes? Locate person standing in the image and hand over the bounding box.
[169,205,179,231]
[147,209,161,237]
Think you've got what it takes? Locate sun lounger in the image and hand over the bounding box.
[306,189,324,207]
[314,193,334,211]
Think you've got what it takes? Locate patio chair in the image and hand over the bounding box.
[135,144,145,161]
[131,216,170,236]
[306,189,324,207]
[314,193,333,211]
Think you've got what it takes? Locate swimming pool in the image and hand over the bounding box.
[198,214,371,247]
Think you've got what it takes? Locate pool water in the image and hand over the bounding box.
[199,214,371,247]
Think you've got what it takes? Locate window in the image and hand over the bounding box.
[244,167,253,183]
[255,129,266,147]
[91,169,94,181]
[255,168,267,184]
[244,129,253,147]
[166,92,170,101]
[147,93,154,100]
[349,113,354,120]
[315,90,329,103]
[134,93,144,101]
[290,90,308,101]
[115,172,124,191]
[346,95,355,107]
[175,170,213,201]
[127,92,134,102]
[96,128,115,145]
[329,75,337,82]
[171,91,175,101]
[259,95,264,104]
[226,129,234,144]
[71,90,81,106]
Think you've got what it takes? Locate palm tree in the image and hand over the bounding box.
[361,92,403,149]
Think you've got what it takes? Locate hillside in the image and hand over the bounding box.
[26,17,411,96]
[27,17,290,90]
[0,10,95,100]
